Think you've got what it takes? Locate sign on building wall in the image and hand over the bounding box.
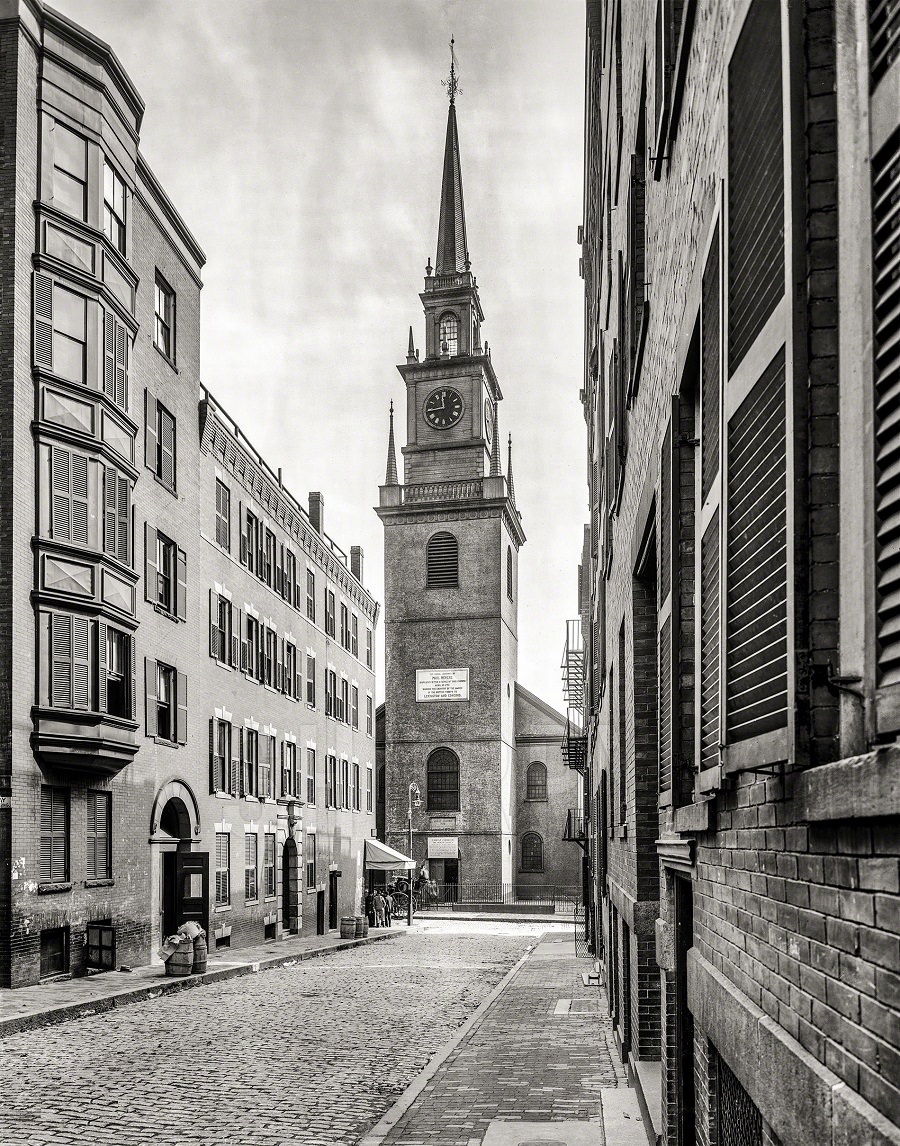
[416,668,469,701]
[427,836,459,858]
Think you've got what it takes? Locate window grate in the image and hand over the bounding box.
[716,1050,762,1146]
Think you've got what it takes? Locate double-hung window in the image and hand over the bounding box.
[284,550,295,605]
[103,161,126,254]
[52,121,87,220]
[154,273,175,362]
[282,740,298,797]
[244,617,261,680]
[105,627,131,719]
[352,763,360,811]
[351,685,359,729]
[366,627,373,669]
[285,642,297,699]
[211,594,230,664]
[307,748,316,805]
[244,728,259,797]
[155,662,175,742]
[264,530,276,587]
[212,719,231,793]
[264,627,277,688]
[366,766,374,813]
[145,659,186,743]
[306,837,316,888]
[341,759,350,810]
[324,754,335,807]
[340,604,349,649]
[215,833,230,906]
[366,695,374,736]
[264,834,276,898]
[325,590,336,637]
[351,615,359,657]
[340,678,349,725]
[245,833,258,901]
[53,285,87,385]
[258,734,274,800]
[306,654,316,706]
[156,533,175,614]
[307,570,316,621]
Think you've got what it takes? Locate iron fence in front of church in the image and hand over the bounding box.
[416,882,580,913]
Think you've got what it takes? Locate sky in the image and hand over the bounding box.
[52,0,588,712]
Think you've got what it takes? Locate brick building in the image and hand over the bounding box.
[578,0,900,1143]
[377,68,581,896]
[0,1,378,987]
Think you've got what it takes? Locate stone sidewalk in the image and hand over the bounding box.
[0,925,394,1038]
[359,930,649,1146]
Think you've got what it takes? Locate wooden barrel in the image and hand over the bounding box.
[354,915,365,938]
[191,933,208,975]
[340,916,356,939]
[165,938,193,977]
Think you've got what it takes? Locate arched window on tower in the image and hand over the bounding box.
[426,532,459,588]
[427,747,460,812]
[521,832,544,873]
[526,761,547,801]
[507,546,514,600]
[439,312,459,357]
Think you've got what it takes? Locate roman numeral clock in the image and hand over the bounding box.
[424,387,464,430]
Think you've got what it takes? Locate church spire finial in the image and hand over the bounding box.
[435,40,470,276]
[507,433,516,506]
[442,36,461,106]
[385,401,399,486]
[406,325,417,363]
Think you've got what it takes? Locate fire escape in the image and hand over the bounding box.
[561,619,589,850]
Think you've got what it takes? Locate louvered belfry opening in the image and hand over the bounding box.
[873,128,900,692]
[725,350,788,743]
[426,531,459,588]
[727,0,784,376]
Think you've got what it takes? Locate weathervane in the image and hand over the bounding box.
[442,36,461,105]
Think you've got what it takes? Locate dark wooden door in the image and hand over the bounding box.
[328,871,338,929]
[675,877,696,1144]
[163,851,209,938]
[316,889,326,935]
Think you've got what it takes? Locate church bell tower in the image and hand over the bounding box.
[377,48,526,887]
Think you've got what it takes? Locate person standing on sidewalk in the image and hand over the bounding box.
[365,890,376,928]
[374,890,385,928]
[384,888,393,927]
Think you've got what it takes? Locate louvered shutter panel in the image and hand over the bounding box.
[40,789,53,881]
[71,454,89,545]
[277,638,284,693]
[145,391,157,473]
[144,524,157,603]
[97,621,108,714]
[115,321,128,410]
[72,616,91,709]
[129,634,136,720]
[104,467,117,554]
[51,790,66,881]
[175,548,187,620]
[239,503,248,566]
[231,605,240,668]
[86,792,97,881]
[145,658,158,737]
[727,0,784,375]
[658,403,679,796]
[238,727,245,797]
[873,130,900,715]
[176,672,188,745]
[725,350,788,746]
[660,423,672,604]
[700,510,720,771]
[702,226,720,502]
[209,719,216,792]
[103,311,116,401]
[34,273,53,370]
[51,448,71,541]
[275,544,283,595]
[159,409,175,489]
[117,475,129,563]
[209,589,218,658]
[51,613,72,707]
[230,728,240,797]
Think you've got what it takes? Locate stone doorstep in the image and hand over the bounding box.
[0,930,396,1039]
[481,1122,604,1145]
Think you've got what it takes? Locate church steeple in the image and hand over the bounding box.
[435,54,469,276]
[384,401,399,486]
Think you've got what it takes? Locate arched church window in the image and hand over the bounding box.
[507,546,513,601]
[439,312,459,356]
[526,761,547,801]
[521,832,544,872]
[426,532,459,589]
[427,747,460,812]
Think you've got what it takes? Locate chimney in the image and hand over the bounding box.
[351,546,364,583]
[308,491,324,534]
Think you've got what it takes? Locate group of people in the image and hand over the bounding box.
[364,888,395,928]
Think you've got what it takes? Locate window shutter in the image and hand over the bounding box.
[104,466,117,554]
[145,657,158,737]
[700,510,720,771]
[230,726,240,796]
[51,447,71,542]
[40,790,52,881]
[115,320,128,410]
[231,604,240,668]
[51,613,73,708]
[72,615,91,709]
[702,225,720,502]
[276,544,283,595]
[727,0,784,375]
[175,547,187,620]
[280,740,285,796]
[176,671,188,745]
[117,475,129,563]
[660,422,673,604]
[103,311,116,401]
[159,409,175,489]
[209,717,216,792]
[86,793,97,881]
[34,272,53,370]
[97,621,108,714]
[277,638,285,693]
[241,627,249,673]
[238,727,245,797]
[874,129,900,719]
[257,638,265,682]
[209,589,218,658]
[144,524,157,603]
[145,391,158,473]
[239,504,247,566]
[659,616,673,792]
[129,634,136,721]
[71,454,88,546]
[725,350,788,748]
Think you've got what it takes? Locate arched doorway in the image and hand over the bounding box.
[282,838,300,934]
[149,781,206,953]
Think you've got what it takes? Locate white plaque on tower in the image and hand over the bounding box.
[416,668,469,702]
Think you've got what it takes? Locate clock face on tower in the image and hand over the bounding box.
[424,387,464,429]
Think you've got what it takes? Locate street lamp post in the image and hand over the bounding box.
[407,781,421,927]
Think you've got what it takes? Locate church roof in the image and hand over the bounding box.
[514,682,567,737]
[435,101,470,276]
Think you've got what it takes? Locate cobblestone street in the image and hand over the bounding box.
[0,922,564,1146]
